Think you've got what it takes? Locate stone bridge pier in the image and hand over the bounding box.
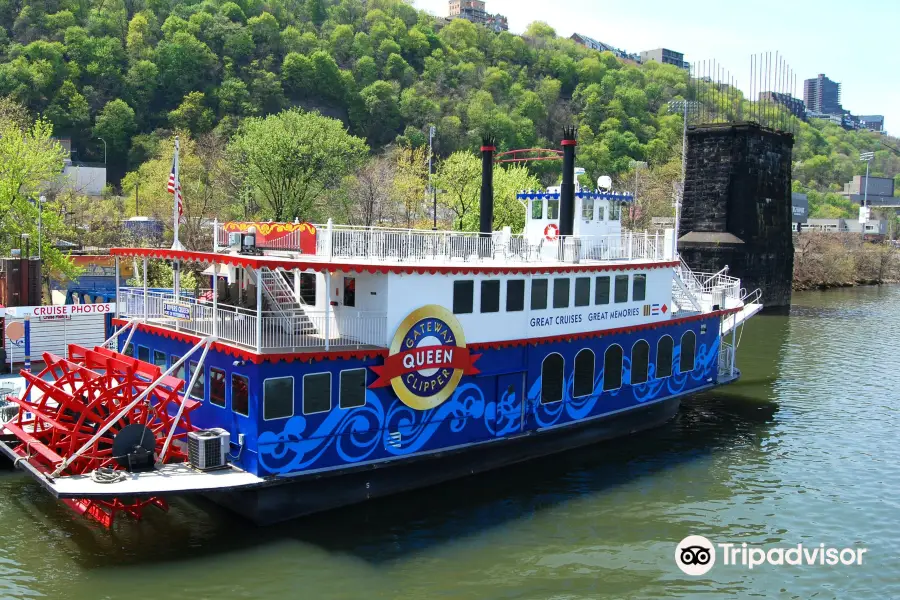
[679,122,794,309]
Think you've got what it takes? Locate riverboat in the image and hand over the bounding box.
[0,133,762,527]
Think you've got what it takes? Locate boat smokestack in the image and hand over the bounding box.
[559,127,577,237]
[480,137,496,236]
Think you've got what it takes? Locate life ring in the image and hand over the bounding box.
[544,223,559,242]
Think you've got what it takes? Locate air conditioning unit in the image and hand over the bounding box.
[228,232,242,250]
[188,428,230,471]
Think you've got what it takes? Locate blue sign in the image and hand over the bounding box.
[163,302,191,320]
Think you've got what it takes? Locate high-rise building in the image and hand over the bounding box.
[639,48,689,70]
[803,74,842,115]
[448,1,508,31]
[758,92,807,121]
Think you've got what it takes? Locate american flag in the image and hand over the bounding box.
[167,155,185,224]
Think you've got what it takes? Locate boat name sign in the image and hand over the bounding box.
[371,305,481,411]
[163,302,191,321]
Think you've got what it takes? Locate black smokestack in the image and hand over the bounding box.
[479,137,496,235]
[559,127,577,237]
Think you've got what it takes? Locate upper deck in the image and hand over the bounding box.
[109,221,751,359]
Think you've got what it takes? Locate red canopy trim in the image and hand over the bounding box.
[109,248,678,276]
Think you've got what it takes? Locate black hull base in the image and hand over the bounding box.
[208,397,682,525]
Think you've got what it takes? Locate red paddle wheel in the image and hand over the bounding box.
[2,344,199,527]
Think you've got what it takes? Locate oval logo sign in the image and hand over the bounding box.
[370,305,481,410]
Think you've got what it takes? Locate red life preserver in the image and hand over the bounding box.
[544,223,559,241]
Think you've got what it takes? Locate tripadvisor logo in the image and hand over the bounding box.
[675,536,868,575]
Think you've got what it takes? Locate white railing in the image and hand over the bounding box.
[213,221,668,264]
[119,288,387,352]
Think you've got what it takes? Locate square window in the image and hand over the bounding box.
[303,373,331,415]
[595,276,610,305]
[582,198,594,220]
[547,199,559,219]
[633,274,647,302]
[614,275,629,303]
[153,350,166,368]
[531,199,543,219]
[264,377,294,420]
[481,280,500,313]
[574,277,591,307]
[506,279,525,312]
[209,367,226,408]
[339,369,367,409]
[453,280,474,314]
[553,278,570,309]
[189,361,205,400]
[121,343,134,357]
[172,355,185,381]
[232,374,249,416]
[137,346,150,363]
[531,278,548,310]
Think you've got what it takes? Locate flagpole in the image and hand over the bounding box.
[171,135,185,252]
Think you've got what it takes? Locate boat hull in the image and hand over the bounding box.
[208,395,683,525]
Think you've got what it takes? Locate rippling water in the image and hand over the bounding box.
[1,286,899,599]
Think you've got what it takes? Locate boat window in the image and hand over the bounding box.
[574,349,595,398]
[541,353,564,404]
[574,277,591,307]
[299,272,317,304]
[121,342,134,357]
[343,277,356,307]
[614,275,629,303]
[506,279,525,312]
[595,276,610,305]
[189,361,205,400]
[209,367,226,408]
[547,199,559,219]
[153,350,166,368]
[481,280,500,313]
[633,274,647,302]
[172,355,185,381]
[232,373,250,416]
[679,331,696,373]
[603,345,623,391]
[531,278,548,310]
[303,373,332,415]
[263,376,294,420]
[453,280,474,314]
[610,201,621,221]
[631,340,650,385]
[137,345,150,363]
[531,199,543,219]
[553,278,570,309]
[339,369,367,409]
[600,204,608,221]
[657,336,674,378]
[582,198,594,220]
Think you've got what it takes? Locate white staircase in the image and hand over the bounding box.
[254,268,317,336]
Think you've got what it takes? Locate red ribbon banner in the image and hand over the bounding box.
[369,346,481,388]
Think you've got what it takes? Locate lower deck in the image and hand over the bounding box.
[116,310,731,481]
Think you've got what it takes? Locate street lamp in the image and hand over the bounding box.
[97,137,107,165]
[859,151,875,240]
[428,125,437,230]
[37,195,45,260]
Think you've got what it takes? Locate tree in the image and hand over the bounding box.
[168,91,214,134]
[340,154,395,226]
[227,110,369,222]
[0,114,77,281]
[436,151,481,230]
[93,99,136,172]
[155,32,217,105]
[393,145,428,228]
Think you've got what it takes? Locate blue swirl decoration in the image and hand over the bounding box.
[485,385,521,437]
[258,384,487,474]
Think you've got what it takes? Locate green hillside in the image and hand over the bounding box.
[0,0,897,221]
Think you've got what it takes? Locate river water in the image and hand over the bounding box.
[1,286,898,599]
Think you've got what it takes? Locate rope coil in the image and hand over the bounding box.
[91,467,127,484]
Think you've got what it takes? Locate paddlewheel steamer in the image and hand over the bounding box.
[0,132,762,527]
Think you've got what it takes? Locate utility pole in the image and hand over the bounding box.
[37,195,45,260]
[428,125,437,230]
[859,151,875,242]
[135,181,140,216]
[97,137,107,165]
